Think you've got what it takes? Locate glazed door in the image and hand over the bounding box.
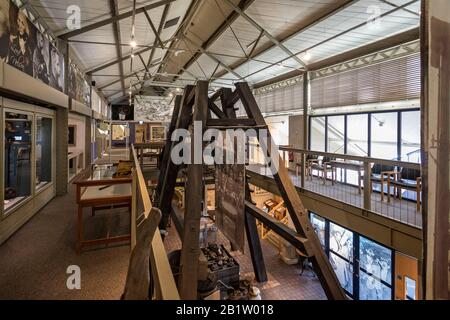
[394,252,419,300]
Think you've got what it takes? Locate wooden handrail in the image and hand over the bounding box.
[278,146,421,170]
[123,145,180,300]
[131,146,152,218]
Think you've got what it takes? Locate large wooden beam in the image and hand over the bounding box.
[235,82,346,300]
[178,81,209,299]
[244,184,268,283]
[245,202,310,255]
[156,86,195,229]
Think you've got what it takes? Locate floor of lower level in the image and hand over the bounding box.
[0,184,325,300]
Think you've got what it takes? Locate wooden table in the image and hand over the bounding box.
[330,160,364,194]
[73,164,132,253]
[134,142,165,168]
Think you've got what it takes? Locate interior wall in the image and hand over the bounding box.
[68,113,86,156]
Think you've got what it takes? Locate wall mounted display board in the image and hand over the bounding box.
[150,125,166,141]
[0,0,65,93]
[215,164,245,250]
[134,96,174,122]
[68,59,91,107]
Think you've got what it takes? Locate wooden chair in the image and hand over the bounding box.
[295,155,318,177]
[370,164,395,201]
[308,157,335,184]
[388,168,422,211]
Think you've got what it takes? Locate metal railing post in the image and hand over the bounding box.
[301,153,306,188]
[363,161,372,212]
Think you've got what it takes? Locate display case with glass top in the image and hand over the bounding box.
[4,112,32,213]
[35,116,52,191]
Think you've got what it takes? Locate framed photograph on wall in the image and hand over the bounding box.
[68,125,77,146]
[150,126,166,141]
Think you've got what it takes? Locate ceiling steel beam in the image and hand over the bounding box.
[137,3,171,91]
[110,0,126,96]
[86,46,152,75]
[213,0,357,80]
[58,0,176,40]
[171,0,255,80]
[143,10,164,47]
[253,27,419,89]
[381,0,420,16]
[223,0,307,69]
[231,0,419,85]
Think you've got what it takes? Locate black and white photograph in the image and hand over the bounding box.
[49,45,64,92]
[359,237,392,300]
[7,6,35,75]
[329,223,353,294]
[0,0,10,61]
[33,31,50,85]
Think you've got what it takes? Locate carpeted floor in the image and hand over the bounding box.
[0,185,131,300]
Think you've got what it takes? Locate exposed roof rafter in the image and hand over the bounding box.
[58,0,176,40]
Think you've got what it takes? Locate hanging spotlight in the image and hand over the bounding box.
[130,40,137,48]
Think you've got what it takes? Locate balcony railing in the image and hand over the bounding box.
[248,144,422,228]
[122,145,179,300]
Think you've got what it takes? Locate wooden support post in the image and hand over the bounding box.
[235,82,346,300]
[155,95,182,199]
[156,86,195,230]
[224,87,268,283]
[178,81,209,300]
[244,182,268,283]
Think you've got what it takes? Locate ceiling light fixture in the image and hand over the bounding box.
[303,51,312,62]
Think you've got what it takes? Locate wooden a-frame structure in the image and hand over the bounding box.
[153,81,346,300]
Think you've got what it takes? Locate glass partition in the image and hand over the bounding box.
[310,116,325,151]
[327,116,345,154]
[370,112,398,160]
[401,111,421,163]
[329,222,354,294]
[310,213,326,248]
[359,237,393,300]
[309,212,395,300]
[347,114,368,156]
[4,111,32,213]
[36,116,53,191]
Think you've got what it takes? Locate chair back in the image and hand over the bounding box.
[306,155,318,161]
[372,164,395,174]
[400,167,421,181]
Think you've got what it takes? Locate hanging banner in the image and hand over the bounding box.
[134,95,174,122]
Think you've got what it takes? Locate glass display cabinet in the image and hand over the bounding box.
[36,116,52,191]
[4,111,32,212]
[2,102,55,217]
